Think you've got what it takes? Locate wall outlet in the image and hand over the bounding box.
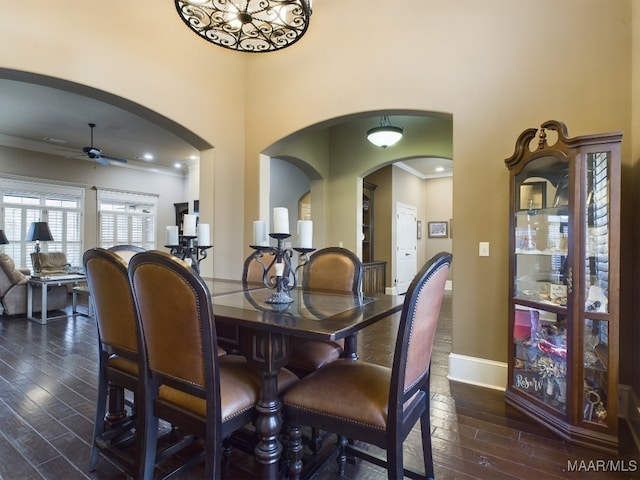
[479,242,490,257]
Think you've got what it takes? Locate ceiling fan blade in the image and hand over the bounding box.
[100,154,128,164]
[95,156,110,166]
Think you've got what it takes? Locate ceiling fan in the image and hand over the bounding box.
[82,123,128,166]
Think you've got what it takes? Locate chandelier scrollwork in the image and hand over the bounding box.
[175,0,312,53]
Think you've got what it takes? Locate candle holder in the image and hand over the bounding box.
[166,235,213,274]
[249,233,315,304]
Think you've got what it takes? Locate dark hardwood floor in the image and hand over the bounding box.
[0,291,638,479]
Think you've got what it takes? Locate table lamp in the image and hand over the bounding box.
[25,221,54,274]
[0,230,9,245]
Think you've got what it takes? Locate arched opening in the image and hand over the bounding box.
[260,110,453,294]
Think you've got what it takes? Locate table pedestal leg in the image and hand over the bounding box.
[240,329,289,480]
[342,333,359,360]
[254,371,282,479]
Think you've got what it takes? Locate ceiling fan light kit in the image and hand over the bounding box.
[367,116,404,148]
[82,123,128,166]
[174,0,312,52]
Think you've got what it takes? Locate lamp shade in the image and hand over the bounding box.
[25,222,54,242]
[366,116,404,148]
[0,230,9,245]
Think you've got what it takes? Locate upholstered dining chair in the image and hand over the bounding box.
[287,247,363,377]
[106,244,145,263]
[301,246,363,294]
[212,251,280,354]
[128,250,298,479]
[83,248,141,475]
[283,252,452,480]
[242,250,277,286]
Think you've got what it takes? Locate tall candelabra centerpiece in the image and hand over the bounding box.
[250,207,314,304]
[165,214,212,274]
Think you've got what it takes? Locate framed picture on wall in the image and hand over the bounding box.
[428,221,448,238]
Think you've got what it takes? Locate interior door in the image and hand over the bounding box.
[395,203,417,294]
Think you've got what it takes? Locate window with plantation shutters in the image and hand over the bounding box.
[97,189,157,250]
[0,177,84,270]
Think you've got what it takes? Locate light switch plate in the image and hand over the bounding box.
[479,242,490,257]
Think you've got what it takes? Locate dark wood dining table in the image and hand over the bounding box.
[208,279,404,480]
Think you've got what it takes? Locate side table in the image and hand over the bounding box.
[27,274,87,324]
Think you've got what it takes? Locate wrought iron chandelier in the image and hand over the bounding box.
[175,0,313,53]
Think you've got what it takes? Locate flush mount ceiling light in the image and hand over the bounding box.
[175,0,312,53]
[366,116,404,148]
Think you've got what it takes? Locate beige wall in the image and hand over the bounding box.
[0,1,636,390]
[242,0,633,366]
[421,176,453,268]
[0,146,185,252]
[0,1,246,279]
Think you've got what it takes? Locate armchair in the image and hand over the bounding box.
[0,254,68,315]
[31,251,70,275]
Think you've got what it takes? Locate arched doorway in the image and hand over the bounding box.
[260,110,454,293]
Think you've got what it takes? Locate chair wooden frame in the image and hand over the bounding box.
[289,246,365,453]
[106,244,145,263]
[283,252,452,480]
[289,247,364,375]
[83,248,141,475]
[129,250,277,479]
[242,250,277,287]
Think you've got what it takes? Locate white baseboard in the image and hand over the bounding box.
[447,353,507,391]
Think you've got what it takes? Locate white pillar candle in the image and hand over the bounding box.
[197,223,211,246]
[166,225,179,245]
[297,220,313,248]
[253,220,268,246]
[183,214,197,236]
[275,262,285,277]
[273,207,289,234]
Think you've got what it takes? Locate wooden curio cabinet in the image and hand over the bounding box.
[504,120,621,453]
